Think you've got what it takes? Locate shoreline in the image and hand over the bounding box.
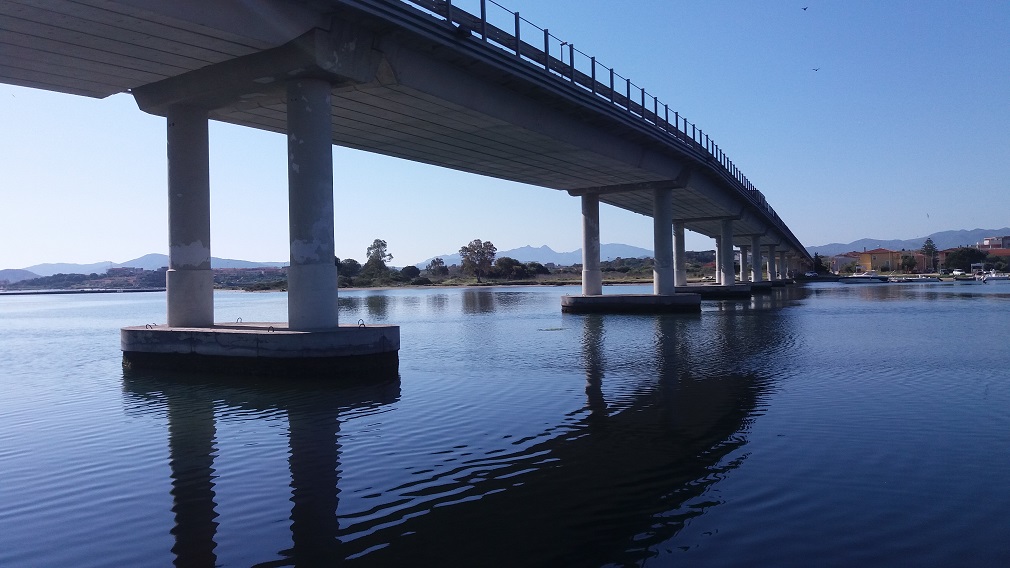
[0,287,166,296]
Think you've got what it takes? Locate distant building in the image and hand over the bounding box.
[830,252,862,273]
[978,236,1010,250]
[858,248,904,272]
[107,267,142,276]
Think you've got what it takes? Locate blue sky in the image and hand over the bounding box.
[2,0,1008,269]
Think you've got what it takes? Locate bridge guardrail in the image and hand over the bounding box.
[389,0,795,242]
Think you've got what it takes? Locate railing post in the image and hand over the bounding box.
[480,0,487,41]
[543,28,550,73]
[674,111,679,133]
[609,68,614,102]
[446,0,453,23]
[591,57,596,94]
[514,12,521,58]
[664,104,669,131]
[626,78,630,109]
[568,43,574,80]
[653,96,658,124]
[640,87,645,116]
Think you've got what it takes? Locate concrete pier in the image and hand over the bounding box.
[123,79,399,376]
[750,235,763,283]
[719,219,735,286]
[767,244,778,281]
[122,323,399,376]
[581,193,603,296]
[562,294,701,314]
[675,284,751,299]
[673,220,687,287]
[166,106,213,328]
[738,244,750,283]
[653,188,674,295]
[287,79,338,331]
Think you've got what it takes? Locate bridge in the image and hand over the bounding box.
[1,0,810,371]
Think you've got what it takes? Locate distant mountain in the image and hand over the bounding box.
[0,269,39,284]
[112,254,287,271]
[807,228,1010,257]
[416,243,656,268]
[20,261,115,277]
[18,254,287,276]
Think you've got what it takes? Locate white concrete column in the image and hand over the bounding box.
[653,188,675,295]
[779,251,788,279]
[714,237,722,284]
[738,245,750,282]
[720,219,735,285]
[581,193,603,296]
[767,245,778,281]
[750,235,763,283]
[673,220,687,287]
[166,106,214,328]
[287,79,338,330]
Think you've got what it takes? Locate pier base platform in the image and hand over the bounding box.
[675,284,752,299]
[122,322,399,377]
[750,281,775,293]
[561,293,701,314]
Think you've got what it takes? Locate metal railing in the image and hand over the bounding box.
[396,0,781,224]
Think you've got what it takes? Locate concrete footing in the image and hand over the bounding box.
[122,322,399,377]
[675,284,752,299]
[750,281,775,293]
[561,294,701,314]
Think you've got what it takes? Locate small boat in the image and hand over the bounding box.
[976,271,1010,282]
[888,275,940,283]
[839,270,889,283]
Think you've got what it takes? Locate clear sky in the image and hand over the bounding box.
[1,0,1008,269]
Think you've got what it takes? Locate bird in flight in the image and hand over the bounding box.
[812,68,820,71]
[802,6,808,10]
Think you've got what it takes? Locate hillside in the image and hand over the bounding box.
[806,227,1010,257]
[0,269,40,284]
[416,243,655,268]
[19,254,287,276]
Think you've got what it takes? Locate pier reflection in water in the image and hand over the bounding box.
[121,286,800,566]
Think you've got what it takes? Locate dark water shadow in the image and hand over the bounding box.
[122,368,400,567]
[461,288,496,314]
[342,313,777,567]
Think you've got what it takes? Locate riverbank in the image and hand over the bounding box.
[0,287,165,296]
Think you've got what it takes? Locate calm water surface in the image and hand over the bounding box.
[1,282,1009,566]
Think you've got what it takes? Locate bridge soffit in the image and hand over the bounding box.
[567,167,693,197]
[132,21,384,115]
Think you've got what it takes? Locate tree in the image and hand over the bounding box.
[400,265,420,279]
[943,247,986,271]
[812,253,827,274]
[425,257,449,276]
[987,254,1008,273]
[920,238,938,272]
[459,239,497,282]
[900,254,917,273]
[366,239,393,264]
[526,261,550,275]
[494,256,529,279]
[338,258,361,277]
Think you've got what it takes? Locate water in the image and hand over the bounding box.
[2,282,1009,567]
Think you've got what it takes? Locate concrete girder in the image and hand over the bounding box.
[133,26,382,115]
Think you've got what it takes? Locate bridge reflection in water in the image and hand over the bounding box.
[122,290,805,565]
